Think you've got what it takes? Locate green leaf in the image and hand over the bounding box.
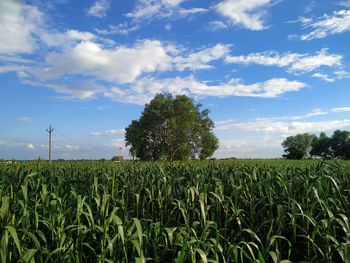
[22,249,38,263]
[5,226,21,256]
[194,248,208,263]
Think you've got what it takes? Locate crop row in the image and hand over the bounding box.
[0,160,349,262]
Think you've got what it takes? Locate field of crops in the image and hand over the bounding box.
[0,160,349,262]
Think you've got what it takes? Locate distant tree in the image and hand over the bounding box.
[125,93,218,161]
[111,155,124,161]
[310,132,331,158]
[329,130,350,159]
[282,133,316,159]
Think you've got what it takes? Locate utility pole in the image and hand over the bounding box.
[46,125,54,162]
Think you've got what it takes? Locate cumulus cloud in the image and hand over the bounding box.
[339,1,350,7]
[105,77,307,104]
[37,40,173,83]
[216,106,350,136]
[87,0,110,18]
[0,0,44,53]
[214,106,350,138]
[0,65,32,76]
[215,137,282,158]
[215,0,279,30]
[226,48,343,75]
[216,118,350,135]
[39,29,96,47]
[34,41,234,85]
[295,10,350,40]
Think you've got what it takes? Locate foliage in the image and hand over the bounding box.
[282,133,316,159]
[311,130,350,159]
[111,155,124,162]
[329,130,350,159]
[311,132,331,158]
[125,93,218,161]
[0,160,349,262]
[283,130,350,160]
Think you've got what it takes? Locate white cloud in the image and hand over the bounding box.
[174,44,231,71]
[0,0,44,53]
[0,65,31,75]
[127,0,206,21]
[34,41,234,85]
[335,70,350,79]
[23,80,107,100]
[177,7,207,16]
[105,129,125,135]
[215,0,279,31]
[105,77,306,104]
[37,40,172,83]
[216,107,350,136]
[296,10,350,40]
[226,48,343,75]
[331,107,350,113]
[18,116,33,122]
[95,23,139,35]
[91,129,125,136]
[165,24,172,31]
[215,137,282,158]
[216,118,350,135]
[27,144,35,150]
[107,139,126,148]
[339,1,350,7]
[91,131,102,136]
[39,29,96,47]
[0,55,35,64]
[256,108,328,121]
[87,0,110,18]
[312,73,335,82]
[65,144,80,150]
[208,21,229,30]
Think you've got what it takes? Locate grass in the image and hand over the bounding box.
[0,159,349,262]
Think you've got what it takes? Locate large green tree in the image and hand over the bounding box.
[310,132,331,158]
[329,130,350,159]
[125,93,219,161]
[282,133,316,159]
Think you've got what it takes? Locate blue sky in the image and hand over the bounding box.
[1,0,350,159]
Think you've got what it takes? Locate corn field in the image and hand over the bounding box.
[0,160,349,262]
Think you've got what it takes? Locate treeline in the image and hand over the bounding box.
[282,130,350,160]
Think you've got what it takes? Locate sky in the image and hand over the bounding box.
[0,0,350,160]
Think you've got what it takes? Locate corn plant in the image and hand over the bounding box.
[0,159,349,262]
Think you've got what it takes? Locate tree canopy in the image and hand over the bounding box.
[311,130,350,159]
[125,93,219,161]
[282,130,350,159]
[282,133,316,159]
